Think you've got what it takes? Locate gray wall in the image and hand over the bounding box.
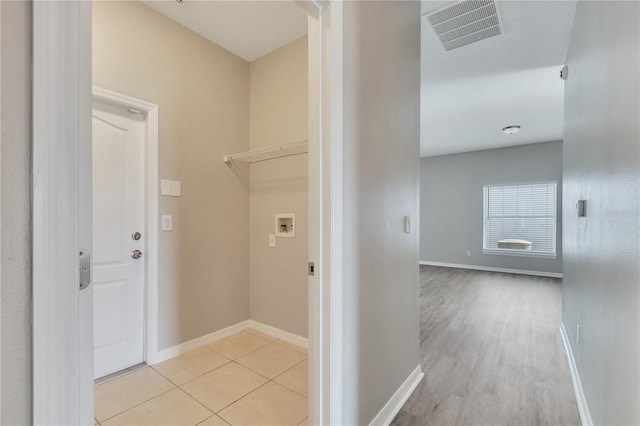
[341,1,421,423]
[420,141,563,275]
[1,1,33,423]
[562,2,639,424]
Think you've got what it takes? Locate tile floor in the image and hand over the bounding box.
[95,330,308,426]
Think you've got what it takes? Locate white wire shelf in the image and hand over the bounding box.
[223,140,308,164]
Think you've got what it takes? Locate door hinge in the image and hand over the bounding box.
[79,249,91,290]
[308,262,315,276]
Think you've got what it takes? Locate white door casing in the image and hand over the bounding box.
[92,101,146,379]
[92,86,161,370]
[32,1,93,423]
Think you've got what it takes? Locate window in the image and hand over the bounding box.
[483,182,557,258]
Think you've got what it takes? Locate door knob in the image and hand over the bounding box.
[131,249,143,260]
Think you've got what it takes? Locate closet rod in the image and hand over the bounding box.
[223,139,308,164]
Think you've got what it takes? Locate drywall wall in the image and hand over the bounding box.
[93,1,250,350]
[341,1,421,423]
[562,2,639,424]
[1,1,32,423]
[420,141,563,275]
[249,37,308,337]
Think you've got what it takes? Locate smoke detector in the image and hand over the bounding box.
[425,0,503,51]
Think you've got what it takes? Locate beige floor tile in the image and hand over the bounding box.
[275,339,308,355]
[298,418,309,426]
[207,331,271,360]
[95,367,175,422]
[153,347,229,385]
[246,328,277,342]
[218,382,308,426]
[102,388,212,425]
[181,362,268,412]
[274,359,308,397]
[198,415,230,425]
[236,343,306,379]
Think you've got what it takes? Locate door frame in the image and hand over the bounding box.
[92,87,161,367]
[32,1,343,425]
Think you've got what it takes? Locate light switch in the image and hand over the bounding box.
[160,180,171,196]
[170,181,181,197]
[404,216,411,233]
[161,215,173,231]
[269,234,276,248]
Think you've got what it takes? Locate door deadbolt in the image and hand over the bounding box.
[132,232,142,240]
[131,249,143,260]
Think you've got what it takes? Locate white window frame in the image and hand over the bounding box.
[482,181,558,259]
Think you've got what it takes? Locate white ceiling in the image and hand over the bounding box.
[141,1,308,62]
[421,1,577,157]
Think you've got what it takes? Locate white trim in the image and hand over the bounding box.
[419,261,563,278]
[328,2,344,423]
[150,320,308,364]
[369,365,424,426]
[91,86,161,366]
[248,320,309,348]
[32,1,93,423]
[559,324,593,426]
[308,2,343,425]
[482,249,557,259]
[152,320,251,364]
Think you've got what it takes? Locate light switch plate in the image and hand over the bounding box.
[404,216,411,233]
[269,234,276,248]
[161,215,173,231]
[160,179,181,197]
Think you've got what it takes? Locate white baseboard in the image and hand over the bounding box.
[419,260,562,279]
[150,319,308,365]
[150,320,251,364]
[559,323,593,426]
[369,364,424,426]
[248,320,309,348]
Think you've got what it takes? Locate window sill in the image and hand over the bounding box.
[482,249,557,259]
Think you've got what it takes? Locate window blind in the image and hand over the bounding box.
[483,182,557,255]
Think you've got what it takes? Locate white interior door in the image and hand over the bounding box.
[92,100,146,379]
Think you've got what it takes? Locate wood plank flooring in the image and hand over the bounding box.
[391,266,580,426]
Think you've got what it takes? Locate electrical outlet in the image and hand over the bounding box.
[466,250,471,257]
[577,324,581,344]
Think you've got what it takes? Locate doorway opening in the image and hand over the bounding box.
[91,2,312,425]
[397,1,579,424]
[91,87,159,382]
[32,0,339,423]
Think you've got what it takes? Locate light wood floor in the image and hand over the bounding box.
[392,266,581,426]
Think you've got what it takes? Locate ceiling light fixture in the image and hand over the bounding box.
[502,125,521,135]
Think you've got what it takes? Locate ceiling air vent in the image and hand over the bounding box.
[425,0,503,51]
